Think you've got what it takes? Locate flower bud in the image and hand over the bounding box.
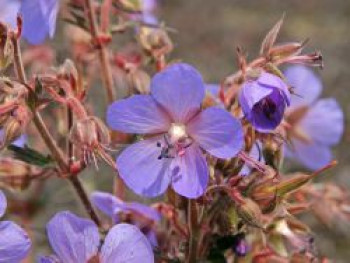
[0,158,44,191]
[0,22,13,70]
[138,26,173,58]
[0,117,22,149]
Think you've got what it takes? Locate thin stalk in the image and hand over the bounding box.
[83,0,125,199]
[11,34,101,227]
[187,199,199,263]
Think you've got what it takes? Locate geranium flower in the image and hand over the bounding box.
[283,65,344,170]
[0,190,31,263]
[239,72,291,132]
[91,191,160,247]
[107,63,243,198]
[39,211,154,263]
[0,0,59,45]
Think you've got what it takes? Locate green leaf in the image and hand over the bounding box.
[8,145,53,167]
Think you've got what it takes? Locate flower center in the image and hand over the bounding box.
[156,123,192,160]
[260,97,277,120]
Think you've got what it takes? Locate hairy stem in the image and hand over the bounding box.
[11,34,101,227]
[83,0,125,200]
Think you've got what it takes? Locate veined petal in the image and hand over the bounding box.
[38,255,61,263]
[91,191,126,219]
[116,137,171,197]
[151,63,205,123]
[0,191,6,218]
[187,107,244,159]
[39,0,59,38]
[100,223,154,263]
[239,81,273,111]
[299,98,344,146]
[171,144,208,199]
[0,0,20,29]
[127,202,161,222]
[258,72,291,104]
[107,95,171,134]
[286,140,332,170]
[46,211,99,263]
[0,221,31,263]
[284,65,322,108]
[20,0,51,44]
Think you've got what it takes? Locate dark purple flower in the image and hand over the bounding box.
[91,191,160,247]
[231,233,249,257]
[40,211,154,263]
[239,72,291,132]
[0,0,59,45]
[284,65,344,170]
[0,190,31,262]
[107,63,244,198]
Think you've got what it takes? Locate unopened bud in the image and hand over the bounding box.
[138,26,173,58]
[58,59,79,84]
[0,118,22,149]
[270,41,305,61]
[262,139,283,170]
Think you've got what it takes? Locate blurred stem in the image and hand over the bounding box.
[11,34,101,227]
[187,199,199,263]
[83,0,126,200]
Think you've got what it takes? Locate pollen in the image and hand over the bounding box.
[168,123,187,141]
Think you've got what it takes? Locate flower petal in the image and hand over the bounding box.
[91,191,126,220]
[285,140,332,170]
[151,63,205,123]
[299,98,344,146]
[107,95,171,134]
[20,0,58,45]
[171,144,209,198]
[239,81,273,110]
[46,211,99,263]
[0,190,6,218]
[0,221,31,263]
[117,137,171,197]
[0,0,20,29]
[38,255,61,263]
[39,0,59,38]
[127,202,161,222]
[258,72,291,104]
[284,65,322,108]
[100,223,154,263]
[187,107,244,159]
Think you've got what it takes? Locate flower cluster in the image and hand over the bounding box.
[0,0,347,262]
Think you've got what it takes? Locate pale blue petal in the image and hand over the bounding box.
[0,221,31,263]
[187,107,244,159]
[116,137,171,197]
[0,190,6,218]
[100,223,154,263]
[91,191,126,219]
[171,144,208,199]
[0,0,20,29]
[299,98,344,146]
[151,63,205,123]
[46,211,99,263]
[107,95,171,134]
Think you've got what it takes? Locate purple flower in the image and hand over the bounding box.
[0,190,31,262]
[239,72,291,132]
[107,63,244,198]
[283,65,344,170]
[91,191,160,247]
[40,211,154,263]
[0,0,59,45]
[142,0,158,25]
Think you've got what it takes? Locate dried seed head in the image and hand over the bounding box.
[0,22,13,70]
[138,26,173,58]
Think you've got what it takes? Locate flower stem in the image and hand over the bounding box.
[11,34,101,227]
[187,199,199,263]
[83,0,125,200]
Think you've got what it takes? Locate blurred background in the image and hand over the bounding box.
[159,0,350,260]
[7,0,349,261]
